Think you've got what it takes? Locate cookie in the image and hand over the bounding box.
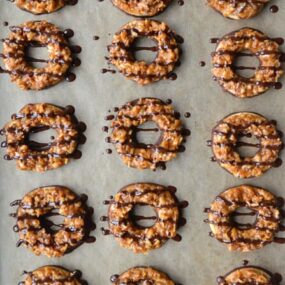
[111,267,176,285]
[19,265,87,284]
[108,20,182,85]
[111,0,172,17]
[108,98,189,170]
[211,28,283,98]
[10,185,96,258]
[205,185,284,252]
[2,21,74,90]
[101,183,188,253]
[1,103,86,172]
[208,0,270,19]
[210,112,283,178]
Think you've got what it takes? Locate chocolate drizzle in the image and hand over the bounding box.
[209,119,283,169]
[19,267,88,285]
[10,188,96,255]
[217,266,283,285]
[101,185,188,245]
[270,5,279,13]
[211,30,285,94]
[0,24,81,84]
[1,105,87,166]
[104,98,190,170]
[210,35,284,45]
[106,24,184,82]
[205,189,285,247]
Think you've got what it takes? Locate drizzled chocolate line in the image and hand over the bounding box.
[1,105,86,164]
[115,112,178,121]
[206,192,285,246]
[211,50,285,58]
[213,63,282,72]
[214,195,283,207]
[16,234,95,249]
[210,119,283,167]
[106,100,190,169]
[211,157,282,167]
[211,130,282,140]
[204,219,279,232]
[217,266,283,285]
[104,199,188,209]
[111,277,156,285]
[102,184,188,246]
[0,52,71,65]
[9,0,78,4]
[107,24,183,82]
[11,191,96,253]
[10,193,88,209]
[211,35,284,45]
[2,123,81,134]
[0,66,64,78]
[208,141,283,150]
[212,76,282,89]
[105,216,178,226]
[1,24,81,84]
[1,38,81,53]
[108,41,178,53]
[205,208,285,223]
[101,228,182,243]
[4,151,82,161]
[217,0,267,3]
[19,268,84,285]
[10,25,66,37]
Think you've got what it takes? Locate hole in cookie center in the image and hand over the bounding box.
[25,43,49,68]
[236,134,260,158]
[134,121,161,146]
[231,207,257,229]
[40,209,65,234]
[233,51,259,78]
[27,126,57,151]
[130,205,157,228]
[132,37,157,63]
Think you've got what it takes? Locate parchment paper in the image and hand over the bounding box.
[1,0,285,284]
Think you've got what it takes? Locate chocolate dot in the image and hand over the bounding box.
[63,29,74,38]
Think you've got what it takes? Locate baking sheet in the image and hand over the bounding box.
[1,0,285,284]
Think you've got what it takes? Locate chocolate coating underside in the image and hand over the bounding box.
[110,97,185,170]
[211,112,283,178]
[2,20,72,90]
[1,103,85,172]
[212,28,283,98]
[13,186,95,258]
[208,185,282,252]
[208,0,270,19]
[105,183,186,253]
[108,20,181,85]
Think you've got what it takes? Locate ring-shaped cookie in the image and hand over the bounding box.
[1,103,86,172]
[108,20,181,85]
[20,265,86,285]
[11,186,95,258]
[2,20,72,90]
[111,0,172,17]
[111,267,176,285]
[103,183,187,253]
[206,185,282,252]
[13,0,75,14]
[109,98,187,170]
[217,266,282,285]
[208,0,270,20]
[211,112,283,178]
[212,28,284,98]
